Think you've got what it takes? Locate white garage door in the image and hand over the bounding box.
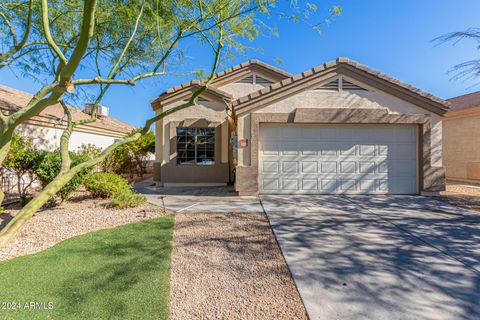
[259,124,418,194]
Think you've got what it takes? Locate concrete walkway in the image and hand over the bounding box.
[135,179,263,213]
[261,195,480,320]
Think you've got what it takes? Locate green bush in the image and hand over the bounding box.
[33,152,91,202]
[84,172,145,208]
[84,172,131,198]
[111,190,146,209]
[4,134,45,199]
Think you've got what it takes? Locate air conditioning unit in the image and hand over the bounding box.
[84,104,109,117]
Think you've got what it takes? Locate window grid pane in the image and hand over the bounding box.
[176,127,215,165]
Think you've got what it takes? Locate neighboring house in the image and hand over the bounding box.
[151,58,450,195]
[0,85,134,151]
[443,92,480,183]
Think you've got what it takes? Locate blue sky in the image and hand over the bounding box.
[1,0,480,127]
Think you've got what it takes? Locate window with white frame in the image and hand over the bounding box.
[176,127,215,165]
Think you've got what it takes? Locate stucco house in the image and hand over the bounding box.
[443,92,480,183]
[0,85,134,151]
[151,58,450,195]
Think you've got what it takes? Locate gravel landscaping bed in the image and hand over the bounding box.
[438,181,480,212]
[171,212,307,320]
[0,193,168,262]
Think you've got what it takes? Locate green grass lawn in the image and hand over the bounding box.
[0,215,174,320]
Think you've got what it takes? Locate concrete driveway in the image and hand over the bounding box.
[261,195,480,320]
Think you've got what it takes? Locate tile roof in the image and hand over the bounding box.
[233,58,451,115]
[212,59,293,81]
[447,91,480,111]
[150,60,292,108]
[0,85,135,136]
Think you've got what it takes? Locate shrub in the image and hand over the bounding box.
[76,143,102,160]
[4,134,45,199]
[101,130,154,177]
[84,172,145,208]
[84,172,131,198]
[33,152,91,202]
[111,190,146,208]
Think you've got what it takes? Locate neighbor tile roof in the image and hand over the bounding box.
[447,91,480,111]
[0,85,135,136]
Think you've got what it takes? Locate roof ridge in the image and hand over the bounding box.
[151,59,292,107]
[447,90,480,101]
[233,57,450,115]
[0,84,135,133]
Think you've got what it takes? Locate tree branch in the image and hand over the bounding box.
[59,100,73,172]
[0,0,33,63]
[107,2,145,79]
[72,71,166,86]
[40,0,68,66]
[0,12,17,46]
[58,0,97,82]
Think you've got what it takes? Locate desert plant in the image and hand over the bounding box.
[84,172,145,208]
[84,172,131,198]
[34,152,91,202]
[111,190,146,209]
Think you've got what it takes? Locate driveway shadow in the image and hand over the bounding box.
[262,195,480,320]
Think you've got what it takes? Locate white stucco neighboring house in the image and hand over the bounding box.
[150,58,450,195]
[0,85,135,151]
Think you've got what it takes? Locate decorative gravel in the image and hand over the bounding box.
[171,212,308,320]
[440,181,480,212]
[0,194,168,262]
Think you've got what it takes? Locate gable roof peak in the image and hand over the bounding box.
[233,57,450,116]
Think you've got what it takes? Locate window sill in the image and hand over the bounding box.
[176,163,216,166]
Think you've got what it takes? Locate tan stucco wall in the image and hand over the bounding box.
[443,108,480,182]
[218,83,269,99]
[15,123,120,152]
[153,99,231,185]
[237,80,443,169]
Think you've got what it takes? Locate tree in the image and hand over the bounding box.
[435,28,480,82]
[0,0,341,246]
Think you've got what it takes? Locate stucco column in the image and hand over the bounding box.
[153,113,163,185]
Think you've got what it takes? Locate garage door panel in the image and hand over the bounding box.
[359,161,376,173]
[339,144,357,156]
[259,124,418,195]
[282,179,299,190]
[262,161,279,173]
[339,161,356,173]
[282,161,298,173]
[301,178,317,188]
[320,179,337,192]
[321,161,337,173]
[301,161,318,173]
[263,178,279,191]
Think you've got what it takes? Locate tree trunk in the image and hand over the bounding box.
[0,168,78,248]
[16,172,22,196]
